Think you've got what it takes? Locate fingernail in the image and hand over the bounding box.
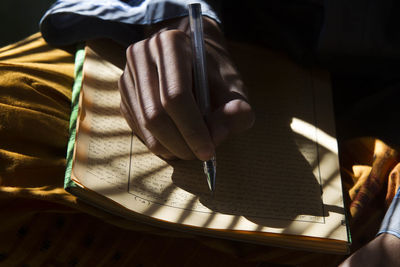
[196,145,215,161]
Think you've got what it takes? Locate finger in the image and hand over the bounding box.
[207,98,255,146]
[155,30,215,161]
[207,48,249,106]
[203,46,254,146]
[130,36,197,160]
[386,162,400,206]
[119,48,175,159]
[121,102,176,160]
[119,72,174,159]
[120,42,190,160]
[119,63,140,134]
[130,37,196,160]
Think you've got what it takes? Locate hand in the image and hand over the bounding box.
[118,16,254,160]
[339,233,400,267]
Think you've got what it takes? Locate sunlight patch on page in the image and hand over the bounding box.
[291,117,343,215]
[290,117,338,154]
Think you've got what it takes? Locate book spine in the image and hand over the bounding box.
[64,44,86,189]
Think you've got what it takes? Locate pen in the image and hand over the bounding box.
[188,3,216,192]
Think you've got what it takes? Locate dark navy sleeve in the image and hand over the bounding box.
[40,0,219,46]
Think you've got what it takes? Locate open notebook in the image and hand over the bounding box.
[65,39,351,254]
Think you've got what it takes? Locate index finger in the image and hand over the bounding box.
[155,30,215,161]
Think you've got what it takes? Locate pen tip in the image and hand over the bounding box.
[204,157,216,192]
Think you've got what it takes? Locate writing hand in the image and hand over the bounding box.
[118,17,254,160]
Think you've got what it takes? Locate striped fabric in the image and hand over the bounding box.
[0,33,397,266]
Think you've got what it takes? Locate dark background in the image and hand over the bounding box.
[0,0,55,46]
[1,0,398,148]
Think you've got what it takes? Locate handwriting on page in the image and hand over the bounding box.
[128,117,324,223]
[81,54,133,193]
[78,45,331,228]
[127,73,326,224]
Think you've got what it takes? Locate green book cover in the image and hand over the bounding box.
[64,44,85,190]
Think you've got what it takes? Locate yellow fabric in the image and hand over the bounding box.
[0,33,397,266]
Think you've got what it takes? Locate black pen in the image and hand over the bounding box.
[188,3,216,191]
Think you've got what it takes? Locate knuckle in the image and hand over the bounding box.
[142,106,167,131]
[120,101,127,113]
[159,29,188,43]
[144,136,164,154]
[130,40,144,53]
[157,30,190,54]
[126,43,135,59]
[126,41,146,61]
[118,73,128,92]
[125,44,133,58]
[161,91,189,112]
[118,75,124,91]
[131,45,141,57]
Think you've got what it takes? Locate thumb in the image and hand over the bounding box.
[207,99,255,146]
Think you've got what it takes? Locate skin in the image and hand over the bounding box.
[339,234,400,267]
[118,16,255,161]
[118,16,400,266]
[341,155,400,267]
